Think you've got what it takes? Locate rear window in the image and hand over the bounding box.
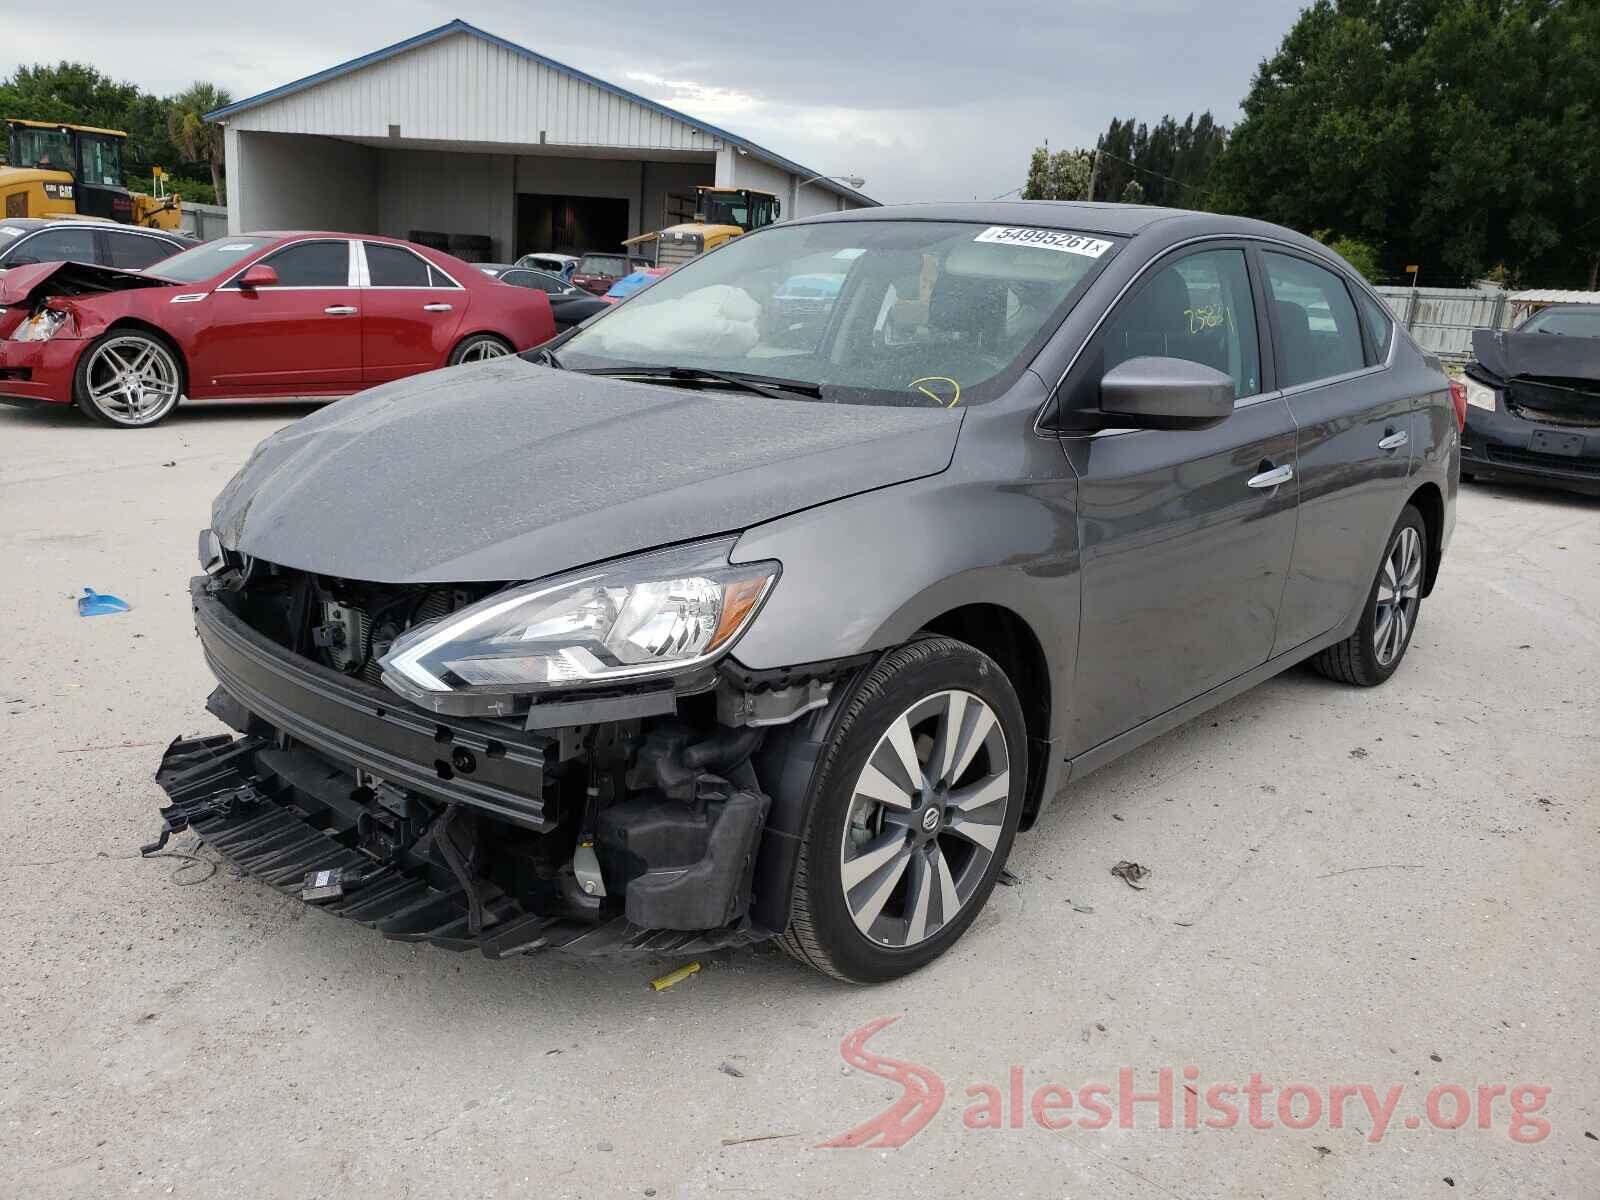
[1262,252,1366,388]
[365,242,433,287]
[578,254,626,276]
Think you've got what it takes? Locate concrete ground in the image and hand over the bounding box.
[1,398,1595,1200]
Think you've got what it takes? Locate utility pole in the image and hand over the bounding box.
[1088,147,1100,202]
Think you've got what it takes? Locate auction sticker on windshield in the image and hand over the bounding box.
[973,227,1112,257]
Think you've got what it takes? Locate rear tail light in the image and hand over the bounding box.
[1448,379,1467,430]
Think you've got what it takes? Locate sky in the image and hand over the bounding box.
[5,0,1308,206]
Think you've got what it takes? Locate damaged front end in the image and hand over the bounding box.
[1461,327,1600,494]
[148,543,857,959]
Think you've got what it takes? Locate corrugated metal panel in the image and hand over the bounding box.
[230,31,723,153]
[1376,286,1510,362]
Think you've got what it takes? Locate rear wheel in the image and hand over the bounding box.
[1311,505,1427,687]
[73,330,184,427]
[448,333,512,365]
[782,638,1026,983]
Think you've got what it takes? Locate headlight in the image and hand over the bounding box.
[1464,378,1498,412]
[379,540,777,711]
[11,308,71,342]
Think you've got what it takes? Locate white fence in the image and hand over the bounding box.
[1375,286,1511,363]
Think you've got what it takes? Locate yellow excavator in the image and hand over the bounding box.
[2,119,181,229]
[623,185,781,268]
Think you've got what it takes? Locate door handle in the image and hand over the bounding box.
[1247,463,1294,489]
[422,303,453,312]
[1378,430,1409,451]
[323,305,357,315]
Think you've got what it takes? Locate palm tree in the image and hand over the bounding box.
[167,82,232,203]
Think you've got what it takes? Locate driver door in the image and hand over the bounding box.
[1057,244,1300,754]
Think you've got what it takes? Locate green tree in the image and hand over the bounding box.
[1315,230,1381,281]
[1092,112,1227,207]
[167,83,231,203]
[1214,0,1600,286]
[1022,145,1094,200]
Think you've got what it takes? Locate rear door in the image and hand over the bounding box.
[1262,249,1414,653]
[358,242,465,383]
[1060,243,1300,753]
[196,239,361,393]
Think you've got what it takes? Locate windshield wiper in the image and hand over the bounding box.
[526,346,564,368]
[575,365,823,400]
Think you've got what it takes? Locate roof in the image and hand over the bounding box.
[1508,289,1600,305]
[205,19,877,207]
[6,119,128,137]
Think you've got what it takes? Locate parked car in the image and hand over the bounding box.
[150,203,1457,983]
[0,232,556,427]
[515,252,578,280]
[0,217,194,275]
[1461,303,1600,495]
[570,251,631,296]
[479,263,609,331]
[601,266,672,303]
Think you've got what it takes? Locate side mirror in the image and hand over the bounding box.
[239,263,279,289]
[1099,356,1235,430]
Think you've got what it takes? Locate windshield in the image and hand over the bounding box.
[9,126,74,172]
[146,236,276,283]
[559,219,1119,407]
[578,254,626,276]
[77,134,122,187]
[1521,308,1600,337]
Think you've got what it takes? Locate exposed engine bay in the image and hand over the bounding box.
[147,559,854,957]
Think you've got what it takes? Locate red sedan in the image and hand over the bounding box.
[0,233,555,428]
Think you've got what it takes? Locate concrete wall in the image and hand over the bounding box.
[716,145,857,221]
[228,131,378,234]
[377,149,515,260]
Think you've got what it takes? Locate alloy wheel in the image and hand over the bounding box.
[84,336,181,425]
[459,338,508,362]
[1374,525,1422,667]
[839,689,1011,948]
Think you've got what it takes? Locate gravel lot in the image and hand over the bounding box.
[2,399,1596,1199]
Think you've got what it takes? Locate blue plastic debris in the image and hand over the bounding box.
[76,587,130,617]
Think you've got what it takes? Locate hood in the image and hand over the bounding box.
[0,259,171,308]
[213,357,963,583]
[1471,328,1600,384]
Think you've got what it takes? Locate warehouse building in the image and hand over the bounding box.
[206,19,876,262]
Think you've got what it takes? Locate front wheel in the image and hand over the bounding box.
[1311,504,1427,686]
[782,637,1027,983]
[448,333,512,365]
[73,330,184,427]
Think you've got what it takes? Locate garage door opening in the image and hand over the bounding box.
[516,194,629,259]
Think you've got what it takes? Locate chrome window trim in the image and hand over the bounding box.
[217,238,357,291]
[1256,246,1398,391]
[355,240,463,290]
[1035,232,1393,438]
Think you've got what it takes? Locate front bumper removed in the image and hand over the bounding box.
[148,734,773,959]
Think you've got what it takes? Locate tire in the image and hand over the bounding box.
[781,637,1027,983]
[1311,505,1427,687]
[73,329,184,427]
[448,333,513,365]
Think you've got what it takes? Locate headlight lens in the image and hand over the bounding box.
[379,540,777,705]
[1464,378,1498,412]
[11,307,71,342]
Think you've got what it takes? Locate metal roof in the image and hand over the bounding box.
[204,19,877,207]
[1508,289,1600,304]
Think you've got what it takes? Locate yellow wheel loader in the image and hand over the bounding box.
[2,120,182,230]
[623,185,781,268]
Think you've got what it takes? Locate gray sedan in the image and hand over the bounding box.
[155,202,1458,983]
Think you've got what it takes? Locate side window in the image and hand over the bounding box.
[260,241,350,287]
[365,242,433,287]
[105,232,176,270]
[1355,288,1394,362]
[427,264,459,289]
[1100,247,1261,399]
[7,227,98,266]
[1262,252,1366,387]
